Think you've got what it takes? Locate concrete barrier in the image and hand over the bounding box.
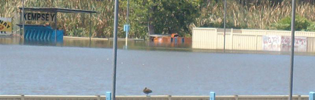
[310,92,315,100]
[192,28,315,52]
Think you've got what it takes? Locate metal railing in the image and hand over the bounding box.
[0,95,311,100]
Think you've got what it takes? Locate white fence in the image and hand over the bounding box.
[192,28,315,52]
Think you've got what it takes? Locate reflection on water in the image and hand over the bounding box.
[0,36,21,45]
[0,36,192,51]
[2,36,315,55]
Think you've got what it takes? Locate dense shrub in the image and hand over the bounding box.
[271,16,311,31]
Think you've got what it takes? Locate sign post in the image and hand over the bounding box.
[124,24,130,49]
[124,0,130,49]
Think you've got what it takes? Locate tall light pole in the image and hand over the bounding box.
[112,0,119,100]
[223,0,226,51]
[289,0,296,100]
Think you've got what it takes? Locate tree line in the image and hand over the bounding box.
[1,0,315,38]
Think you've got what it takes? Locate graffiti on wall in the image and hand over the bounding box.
[263,35,307,52]
[262,35,281,51]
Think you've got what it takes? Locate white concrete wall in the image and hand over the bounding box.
[192,28,315,52]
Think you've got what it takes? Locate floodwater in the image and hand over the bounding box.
[0,37,315,95]
[0,36,192,51]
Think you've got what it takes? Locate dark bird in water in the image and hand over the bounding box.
[143,87,152,96]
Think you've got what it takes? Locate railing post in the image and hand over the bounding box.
[21,95,25,100]
[234,95,238,100]
[310,92,315,100]
[106,92,111,100]
[97,95,101,100]
[168,95,172,100]
[210,92,215,100]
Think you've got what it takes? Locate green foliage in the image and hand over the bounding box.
[131,0,200,36]
[184,33,191,38]
[158,0,199,35]
[3,0,315,39]
[271,16,311,31]
[307,22,315,31]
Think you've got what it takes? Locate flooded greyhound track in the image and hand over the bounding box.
[1,37,315,95]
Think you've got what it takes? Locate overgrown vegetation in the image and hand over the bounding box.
[271,16,312,31]
[1,0,315,38]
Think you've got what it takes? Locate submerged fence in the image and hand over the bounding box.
[192,28,315,52]
[0,95,311,100]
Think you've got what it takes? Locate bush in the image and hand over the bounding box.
[307,22,315,31]
[184,33,192,38]
[271,16,311,31]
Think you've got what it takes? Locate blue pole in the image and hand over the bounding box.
[106,92,112,100]
[124,0,129,49]
[310,92,315,100]
[210,92,215,100]
[124,24,129,49]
